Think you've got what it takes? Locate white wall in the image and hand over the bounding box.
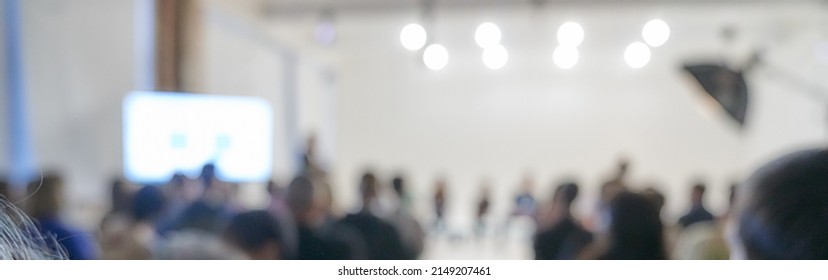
[18,0,135,227]
[261,3,828,231]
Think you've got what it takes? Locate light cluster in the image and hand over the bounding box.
[400,19,670,71]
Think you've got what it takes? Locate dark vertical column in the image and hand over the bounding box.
[155,0,190,92]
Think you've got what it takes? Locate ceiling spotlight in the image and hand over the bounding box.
[642,19,670,47]
[624,42,651,69]
[553,45,579,69]
[400,23,428,51]
[475,22,502,49]
[423,44,449,70]
[557,22,584,47]
[483,45,509,70]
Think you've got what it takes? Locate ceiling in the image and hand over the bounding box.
[261,0,828,16]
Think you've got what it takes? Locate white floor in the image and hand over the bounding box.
[420,218,536,260]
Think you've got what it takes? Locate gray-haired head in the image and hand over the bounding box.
[0,197,66,260]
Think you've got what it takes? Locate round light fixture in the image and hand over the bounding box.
[423,44,449,70]
[475,22,502,49]
[624,41,651,69]
[483,45,509,70]
[400,23,428,51]
[557,22,584,47]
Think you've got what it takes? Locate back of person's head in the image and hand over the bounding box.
[0,197,66,259]
[286,176,316,222]
[110,178,132,213]
[132,185,167,223]
[553,182,579,207]
[731,148,828,259]
[604,191,666,260]
[392,176,404,197]
[223,210,282,260]
[200,163,216,188]
[692,183,706,201]
[174,200,223,232]
[360,172,378,202]
[266,180,279,196]
[25,173,64,219]
[641,187,666,214]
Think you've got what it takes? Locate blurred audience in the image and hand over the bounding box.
[223,210,283,260]
[533,182,592,260]
[389,175,425,259]
[100,184,166,259]
[4,144,828,260]
[24,173,97,260]
[338,172,407,259]
[287,176,351,260]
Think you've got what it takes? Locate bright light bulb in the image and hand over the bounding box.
[400,23,427,51]
[482,45,509,70]
[423,44,449,70]
[624,42,651,69]
[557,22,584,47]
[475,22,502,49]
[642,19,670,47]
[553,45,579,69]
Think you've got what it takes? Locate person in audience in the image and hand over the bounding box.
[98,178,135,250]
[534,182,592,260]
[593,191,667,260]
[604,158,631,188]
[24,173,98,260]
[101,185,167,259]
[641,187,665,216]
[475,182,492,238]
[512,175,537,218]
[728,148,828,259]
[266,179,298,260]
[678,183,715,229]
[156,173,195,236]
[0,196,66,259]
[339,172,407,259]
[389,175,425,258]
[287,176,352,260]
[223,210,284,260]
[432,179,447,233]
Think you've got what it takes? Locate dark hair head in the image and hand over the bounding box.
[603,191,666,260]
[392,176,404,196]
[223,210,282,256]
[173,200,223,232]
[692,183,707,195]
[641,188,666,214]
[200,163,216,187]
[553,182,579,206]
[110,178,132,213]
[286,176,315,214]
[131,185,167,222]
[359,172,378,201]
[735,148,828,259]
